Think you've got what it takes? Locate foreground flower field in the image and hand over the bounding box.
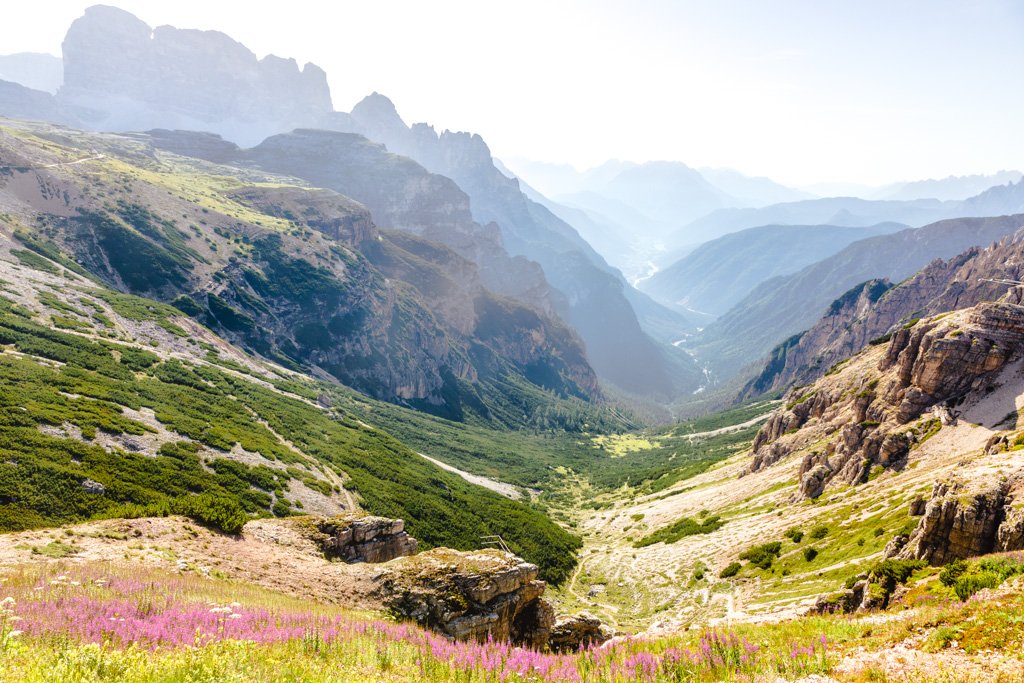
[0,562,1022,682]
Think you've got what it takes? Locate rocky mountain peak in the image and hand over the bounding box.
[58,5,332,144]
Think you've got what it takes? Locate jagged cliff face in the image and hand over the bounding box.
[750,296,1024,500]
[58,6,332,145]
[890,476,1024,565]
[745,224,1024,399]
[0,123,599,422]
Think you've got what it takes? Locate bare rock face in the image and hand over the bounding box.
[58,6,332,145]
[295,514,417,564]
[547,613,611,652]
[374,548,555,648]
[896,480,1007,565]
[894,473,1024,565]
[749,299,1024,499]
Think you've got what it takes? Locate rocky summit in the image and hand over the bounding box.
[58,5,332,144]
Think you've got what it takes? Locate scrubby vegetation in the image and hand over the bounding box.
[0,288,580,582]
[634,515,724,548]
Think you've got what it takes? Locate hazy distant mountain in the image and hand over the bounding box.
[692,213,1024,380]
[959,178,1024,215]
[513,181,638,281]
[641,223,906,317]
[0,53,62,93]
[0,79,78,126]
[501,158,586,197]
[697,168,814,207]
[673,196,955,248]
[878,171,1022,201]
[796,181,879,198]
[594,161,733,232]
[57,6,330,145]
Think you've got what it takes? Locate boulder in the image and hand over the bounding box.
[374,548,555,647]
[548,612,611,652]
[295,514,417,564]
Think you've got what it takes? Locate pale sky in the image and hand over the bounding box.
[2,1,1022,186]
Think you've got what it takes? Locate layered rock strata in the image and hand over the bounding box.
[373,548,555,648]
[750,298,1024,499]
[297,514,418,564]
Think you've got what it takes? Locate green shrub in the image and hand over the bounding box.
[939,559,968,587]
[169,495,249,535]
[633,515,724,548]
[720,562,742,578]
[784,528,803,543]
[809,525,829,540]
[740,541,783,570]
[803,547,818,561]
[954,572,1001,601]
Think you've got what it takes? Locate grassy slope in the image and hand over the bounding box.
[0,247,580,583]
[2,558,1022,681]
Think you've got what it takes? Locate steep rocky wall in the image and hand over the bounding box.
[749,298,1024,499]
[892,475,1024,565]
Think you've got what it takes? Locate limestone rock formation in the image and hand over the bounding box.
[749,297,1024,499]
[373,548,555,647]
[893,474,1024,565]
[296,515,418,564]
[58,6,332,145]
[547,613,611,652]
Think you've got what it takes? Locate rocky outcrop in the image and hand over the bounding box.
[547,613,611,652]
[894,474,1024,565]
[296,515,417,564]
[749,298,1024,499]
[57,6,332,145]
[374,548,555,647]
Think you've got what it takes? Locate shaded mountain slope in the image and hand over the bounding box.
[341,93,701,399]
[0,121,602,427]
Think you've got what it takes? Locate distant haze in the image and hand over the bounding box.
[3,0,1022,186]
